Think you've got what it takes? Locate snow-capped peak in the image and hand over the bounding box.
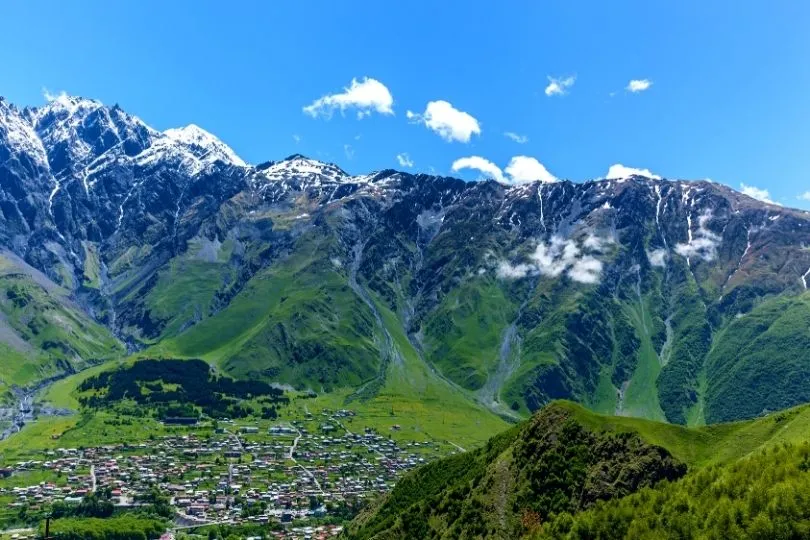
[131,124,245,175]
[163,124,246,168]
[258,154,351,185]
[24,93,103,129]
[18,94,165,196]
[28,95,104,158]
[0,98,50,171]
[40,93,103,117]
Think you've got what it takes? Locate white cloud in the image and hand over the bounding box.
[675,236,718,261]
[496,261,534,279]
[496,235,610,284]
[674,210,720,261]
[626,79,652,93]
[647,249,667,267]
[292,134,301,143]
[451,156,504,182]
[740,183,777,205]
[606,164,661,180]
[583,234,613,251]
[42,88,74,104]
[504,156,557,184]
[396,153,414,168]
[303,77,394,119]
[545,76,575,97]
[42,87,60,102]
[407,100,481,143]
[530,238,575,277]
[799,192,810,201]
[343,144,354,160]
[453,155,558,185]
[568,257,603,284]
[504,132,529,144]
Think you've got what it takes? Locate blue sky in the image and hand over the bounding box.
[2,1,809,206]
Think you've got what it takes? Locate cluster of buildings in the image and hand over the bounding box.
[0,409,449,538]
[1,454,93,509]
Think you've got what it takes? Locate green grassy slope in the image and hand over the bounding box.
[563,401,810,468]
[141,257,233,341]
[422,279,517,390]
[704,292,810,423]
[160,232,381,390]
[620,297,666,421]
[0,253,124,390]
[504,286,612,413]
[656,258,712,425]
[363,293,509,445]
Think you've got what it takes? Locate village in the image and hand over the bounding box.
[0,408,454,539]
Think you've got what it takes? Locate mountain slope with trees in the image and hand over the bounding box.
[348,401,810,539]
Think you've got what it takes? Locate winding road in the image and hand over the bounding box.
[288,427,324,494]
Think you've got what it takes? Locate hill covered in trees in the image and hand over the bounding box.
[348,402,810,539]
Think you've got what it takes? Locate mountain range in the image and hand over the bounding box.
[2,93,810,426]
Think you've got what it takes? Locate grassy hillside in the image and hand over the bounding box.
[656,258,712,425]
[0,252,124,391]
[564,401,810,468]
[348,401,810,539]
[704,292,810,423]
[160,231,381,390]
[423,279,517,390]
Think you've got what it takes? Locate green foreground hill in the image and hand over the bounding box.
[347,401,810,540]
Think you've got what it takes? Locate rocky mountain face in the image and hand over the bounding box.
[2,94,810,424]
